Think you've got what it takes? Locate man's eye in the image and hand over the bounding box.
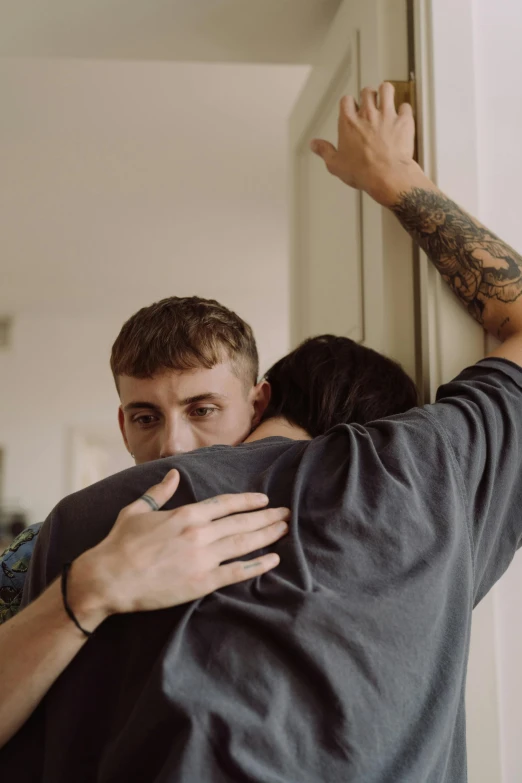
[133,415,158,427]
[191,407,217,418]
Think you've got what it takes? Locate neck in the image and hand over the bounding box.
[245,417,311,444]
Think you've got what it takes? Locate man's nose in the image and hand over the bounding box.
[159,421,190,458]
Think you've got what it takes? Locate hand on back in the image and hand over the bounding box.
[71,469,289,622]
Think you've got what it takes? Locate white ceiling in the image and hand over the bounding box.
[0,0,342,63]
[0,1,326,321]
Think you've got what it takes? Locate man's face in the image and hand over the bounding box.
[118,362,270,464]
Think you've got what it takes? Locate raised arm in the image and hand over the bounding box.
[311,82,522,364]
[0,470,288,748]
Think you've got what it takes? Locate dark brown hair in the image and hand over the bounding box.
[111,296,259,388]
[263,335,418,436]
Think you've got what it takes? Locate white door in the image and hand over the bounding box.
[289,0,417,380]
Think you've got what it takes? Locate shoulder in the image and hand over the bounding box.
[435,357,522,402]
[1,522,42,567]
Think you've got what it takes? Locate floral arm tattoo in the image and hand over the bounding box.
[392,188,522,337]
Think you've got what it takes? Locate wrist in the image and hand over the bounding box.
[65,550,115,631]
[366,160,432,208]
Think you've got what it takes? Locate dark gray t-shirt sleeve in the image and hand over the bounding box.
[424,358,522,604]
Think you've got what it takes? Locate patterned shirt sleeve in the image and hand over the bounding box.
[0,523,42,624]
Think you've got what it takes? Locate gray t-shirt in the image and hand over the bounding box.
[4,358,522,783]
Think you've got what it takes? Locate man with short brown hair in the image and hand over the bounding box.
[111,295,269,464]
[0,295,271,622]
[111,296,260,385]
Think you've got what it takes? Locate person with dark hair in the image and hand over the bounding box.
[264,334,418,435]
[0,330,417,752]
[2,82,522,783]
[0,303,418,623]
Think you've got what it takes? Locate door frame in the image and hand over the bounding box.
[412,0,487,401]
[412,3,503,781]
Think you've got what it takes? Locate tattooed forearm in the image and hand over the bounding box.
[392,188,522,331]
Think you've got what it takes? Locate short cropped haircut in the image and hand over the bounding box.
[263,335,418,436]
[110,296,259,389]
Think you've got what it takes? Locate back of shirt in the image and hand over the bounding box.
[5,358,522,783]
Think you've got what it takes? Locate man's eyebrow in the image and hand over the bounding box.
[122,393,228,413]
[122,402,161,413]
[180,393,228,406]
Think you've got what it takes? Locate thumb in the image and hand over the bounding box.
[130,469,181,516]
[310,138,337,167]
[161,468,181,495]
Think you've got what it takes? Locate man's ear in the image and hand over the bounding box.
[118,407,132,455]
[250,380,271,427]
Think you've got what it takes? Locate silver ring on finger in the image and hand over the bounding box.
[140,493,160,512]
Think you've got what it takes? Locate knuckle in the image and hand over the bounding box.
[118,510,134,527]
[230,561,249,581]
[207,494,233,513]
[263,522,280,538]
[199,575,217,595]
[182,525,206,546]
[263,528,283,546]
[186,573,211,599]
[216,493,234,506]
[254,508,272,523]
[188,552,211,580]
[231,532,248,551]
[175,505,199,526]
[264,508,285,524]
[192,558,211,581]
[220,493,261,510]
[227,511,247,529]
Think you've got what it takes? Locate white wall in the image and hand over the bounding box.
[0,59,309,524]
[0,313,131,523]
[472,2,522,781]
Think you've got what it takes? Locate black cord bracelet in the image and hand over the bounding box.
[61,561,94,639]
